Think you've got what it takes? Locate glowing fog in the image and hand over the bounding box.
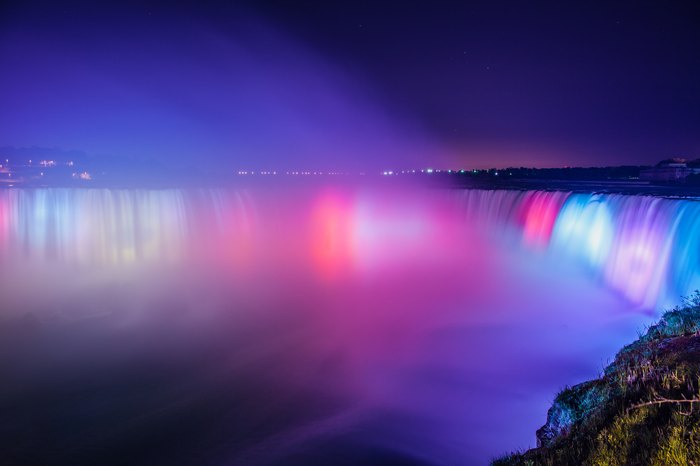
[2,185,695,464]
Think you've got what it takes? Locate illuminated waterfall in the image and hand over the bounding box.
[459,189,700,309]
[0,188,255,264]
[1,187,699,310]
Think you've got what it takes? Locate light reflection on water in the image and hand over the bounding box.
[0,186,684,464]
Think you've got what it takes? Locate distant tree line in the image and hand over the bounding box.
[460,166,644,181]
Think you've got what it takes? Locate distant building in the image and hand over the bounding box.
[640,158,700,183]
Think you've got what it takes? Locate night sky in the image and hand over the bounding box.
[1,0,698,171]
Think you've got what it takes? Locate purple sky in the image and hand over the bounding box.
[0,0,698,170]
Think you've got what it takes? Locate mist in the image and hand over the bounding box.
[0,3,448,176]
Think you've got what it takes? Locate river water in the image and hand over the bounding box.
[2,185,695,464]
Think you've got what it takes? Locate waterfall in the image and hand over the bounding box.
[2,187,699,310]
[458,189,700,309]
[0,188,256,264]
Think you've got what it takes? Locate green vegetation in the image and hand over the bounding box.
[494,291,700,466]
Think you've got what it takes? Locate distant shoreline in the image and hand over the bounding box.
[4,175,700,199]
[449,177,700,198]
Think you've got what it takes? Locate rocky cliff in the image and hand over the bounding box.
[495,292,700,465]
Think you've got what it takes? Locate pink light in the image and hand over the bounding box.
[519,192,568,248]
[310,192,355,280]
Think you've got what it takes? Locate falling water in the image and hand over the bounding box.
[457,189,700,310]
[2,188,697,310]
[0,186,696,464]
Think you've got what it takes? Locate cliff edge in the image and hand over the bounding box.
[494,292,700,465]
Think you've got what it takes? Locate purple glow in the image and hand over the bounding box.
[0,14,448,175]
[1,2,698,464]
[3,185,687,463]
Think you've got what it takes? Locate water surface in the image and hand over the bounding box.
[2,185,689,464]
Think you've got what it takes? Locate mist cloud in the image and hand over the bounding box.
[0,5,449,173]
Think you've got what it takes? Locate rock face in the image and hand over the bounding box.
[494,293,700,466]
[536,380,609,448]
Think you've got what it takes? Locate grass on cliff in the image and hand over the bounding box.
[494,291,700,466]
